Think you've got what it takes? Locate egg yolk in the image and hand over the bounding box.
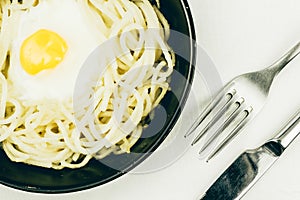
[20,29,68,75]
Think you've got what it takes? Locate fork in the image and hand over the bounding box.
[185,42,300,161]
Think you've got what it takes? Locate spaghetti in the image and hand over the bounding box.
[0,0,174,169]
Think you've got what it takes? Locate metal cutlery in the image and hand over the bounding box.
[200,108,300,200]
[185,42,300,161]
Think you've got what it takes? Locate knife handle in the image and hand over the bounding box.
[272,110,300,150]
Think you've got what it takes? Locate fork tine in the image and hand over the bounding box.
[191,89,237,145]
[205,106,253,162]
[198,97,245,153]
[184,86,236,138]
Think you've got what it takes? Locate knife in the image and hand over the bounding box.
[200,109,300,200]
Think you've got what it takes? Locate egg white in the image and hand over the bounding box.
[8,0,105,102]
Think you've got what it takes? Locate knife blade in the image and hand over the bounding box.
[200,109,300,200]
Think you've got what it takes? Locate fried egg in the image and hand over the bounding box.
[8,0,104,101]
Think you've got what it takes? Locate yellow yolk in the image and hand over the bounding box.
[20,29,68,75]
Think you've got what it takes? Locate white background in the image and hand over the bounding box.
[2,0,300,199]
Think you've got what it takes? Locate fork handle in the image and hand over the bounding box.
[268,42,300,75]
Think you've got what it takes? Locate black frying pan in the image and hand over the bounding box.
[0,0,196,193]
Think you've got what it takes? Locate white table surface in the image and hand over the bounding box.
[2,0,300,199]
